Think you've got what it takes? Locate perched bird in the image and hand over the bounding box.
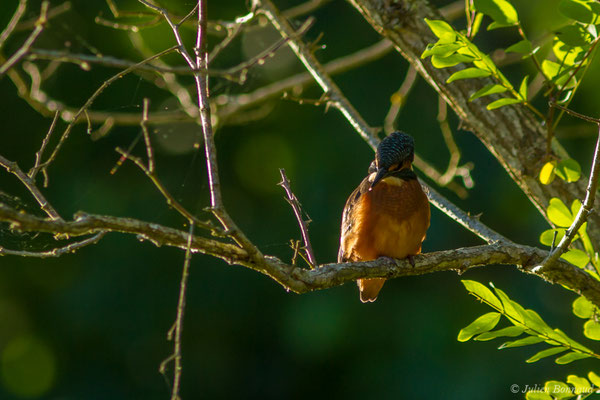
[338,131,431,302]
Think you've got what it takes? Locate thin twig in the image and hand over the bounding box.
[0,155,62,220]
[140,98,155,173]
[383,66,418,134]
[169,222,194,400]
[537,124,600,271]
[0,0,27,51]
[278,169,316,267]
[0,1,49,76]
[38,45,179,179]
[29,110,60,183]
[0,232,106,257]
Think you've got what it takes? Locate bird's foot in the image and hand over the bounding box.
[378,256,402,267]
[407,255,416,268]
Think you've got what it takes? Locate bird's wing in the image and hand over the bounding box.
[338,177,370,263]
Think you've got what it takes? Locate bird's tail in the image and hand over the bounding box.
[357,278,386,303]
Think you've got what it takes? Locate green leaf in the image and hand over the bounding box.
[547,197,573,227]
[474,325,525,341]
[539,229,565,246]
[587,372,600,387]
[424,19,456,39]
[469,84,508,100]
[542,60,565,80]
[539,161,557,185]
[499,336,545,348]
[447,68,491,83]
[556,24,593,46]
[584,320,600,340]
[462,280,503,310]
[487,97,523,110]
[431,53,475,68]
[573,296,596,319]
[526,346,567,363]
[558,0,594,23]
[422,42,463,58]
[458,312,502,342]
[506,39,533,54]
[561,249,590,269]
[555,159,582,182]
[546,380,575,399]
[566,375,591,394]
[473,0,518,25]
[524,309,554,336]
[556,352,592,364]
[553,39,588,67]
[525,392,553,400]
[519,75,529,100]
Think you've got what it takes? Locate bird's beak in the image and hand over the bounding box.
[369,167,388,190]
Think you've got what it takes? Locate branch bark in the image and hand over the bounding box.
[2,203,600,308]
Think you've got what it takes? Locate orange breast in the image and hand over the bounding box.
[341,178,430,262]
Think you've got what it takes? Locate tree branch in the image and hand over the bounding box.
[2,203,599,307]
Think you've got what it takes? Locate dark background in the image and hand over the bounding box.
[1,0,599,399]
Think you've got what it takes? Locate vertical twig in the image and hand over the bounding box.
[170,222,195,400]
[278,168,317,267]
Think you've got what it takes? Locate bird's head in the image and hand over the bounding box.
[370,131,415,190]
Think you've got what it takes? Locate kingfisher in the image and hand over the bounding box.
[338,131,431,302]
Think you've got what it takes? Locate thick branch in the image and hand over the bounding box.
[2,203,600,308]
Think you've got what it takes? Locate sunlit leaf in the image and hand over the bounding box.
[469,84,508,100]
[558,0,594,23]
[553,40,588,67]
[547,198,573,227]
[425,18,456,39]
[539,229,565,246]
[572,296,596,319]
[506,39,533,54]
[519,75,529,100]
[584,320,600,340]
[462,280,503,309]
[588,372,600,387]
[432,53,475,68]
[525,391,553,400]
[487,97,522,110]
[473,0,518,25]
[527,347,567,363]
[542,59,565,80]
[566,375,591,394]
[458,312,501,342]
[561,249,589,269]
[555,352,591,364]
[447,68,492,83]
[524,309,554,336]
[545,380,575,399]
[539,161,557,185]
[474,325,525,341]
[422,42,463,58]
[499,336,545,348]
[555,159,581,182]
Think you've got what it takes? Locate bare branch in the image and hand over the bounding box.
[0,0,27,51]
[0,232,106,257]
[278,169,317,267]
[0,1,49,76]
[0,155,62,220]
[2,203,599,308]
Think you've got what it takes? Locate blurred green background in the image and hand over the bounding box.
[1,0,600,399]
